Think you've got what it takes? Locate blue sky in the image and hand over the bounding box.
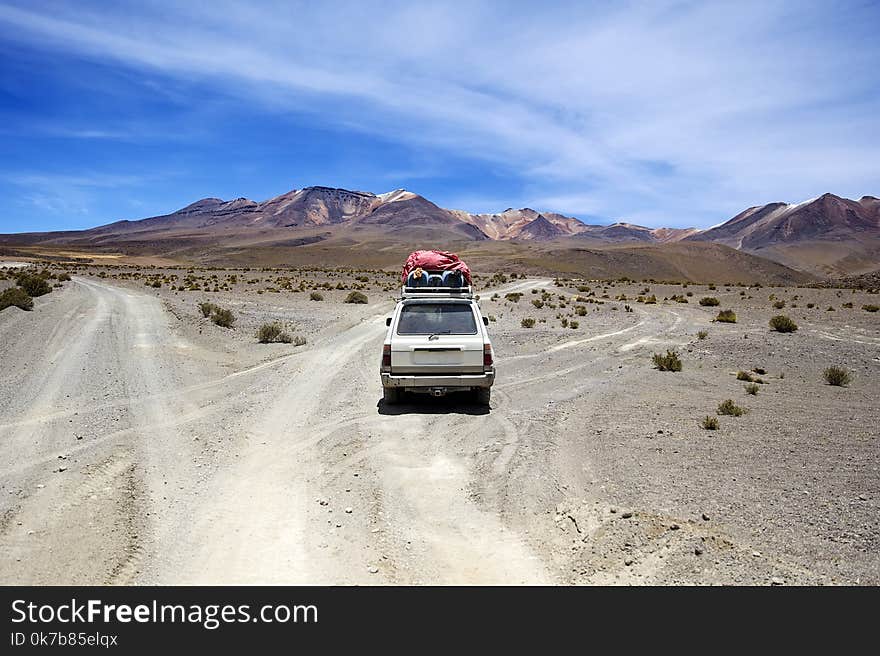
[0,0,878,233]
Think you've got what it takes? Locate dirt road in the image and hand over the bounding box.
[1,276,876,585]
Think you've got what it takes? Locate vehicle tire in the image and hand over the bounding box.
[383,386,400,405]
[476,387,491,406]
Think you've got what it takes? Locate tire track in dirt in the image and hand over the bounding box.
[0,278,199,584]
[165,282,556,584]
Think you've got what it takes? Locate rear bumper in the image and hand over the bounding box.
[381,370,494,389]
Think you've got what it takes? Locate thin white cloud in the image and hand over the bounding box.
[0,0,877,226]
[2,170,171,221]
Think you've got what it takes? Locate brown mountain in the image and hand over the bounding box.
[572,222,700,244]
[514,214,567,240]
[688,193,880,276]
[355,193,486,240]
[465,208,590,240]
[5,184,871,281]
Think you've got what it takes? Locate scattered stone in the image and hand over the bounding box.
[368,566,379,574]
[621,511,633,519]
[694,547,704,556]
[344,507,353,514]
[334,522,342,528]
[609,507,617,514]
[55,467,67,473]
[752,551,762,558]
[669,523,680,530]
[770,577,784,586]
[624,558,634,566]
[701,513,710,521]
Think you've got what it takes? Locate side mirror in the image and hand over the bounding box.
[483,316,489,326]
[386,317,392,326]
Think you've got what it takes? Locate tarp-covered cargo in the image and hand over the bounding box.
[401,250,472,285]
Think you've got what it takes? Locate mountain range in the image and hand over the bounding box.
[2,186,877,280]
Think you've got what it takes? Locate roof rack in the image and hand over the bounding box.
[401,268,473,299]
[401,284,473,299]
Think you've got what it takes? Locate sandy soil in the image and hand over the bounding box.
[0,265,877,585]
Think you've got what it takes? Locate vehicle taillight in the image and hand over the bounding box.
[483,343,493,367]
[381,344,391,370]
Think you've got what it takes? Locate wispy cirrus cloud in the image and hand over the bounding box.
[0,0,877,229]
[1,170,172,228]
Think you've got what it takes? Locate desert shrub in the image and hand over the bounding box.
[701,416,719,430]
[714,309,737,323]
[488,315,496,322]
[806,302,815,309]
[644,294,657,304]
[697,330,708,340]
[57,272,72,282]
[256,322,292,343]
[16,273,52,297]
[504,292,523,303]
[699,297,720,306]
[717,399,744,416]
[198,301,218,317]
[772,300,785,309]
[652,350,682,372]
[531,299,544,309]
[293,335,307,346]
[344,291,368,304]
[310,291,324,301]
[842,302,853,309]
[863,304,879,312]
[745,383,760,395]
[575,305,587,316]
[0,287,34,312]
[769,315,798,332]
[570,320,579,329]
[823,366,852,387]
[753,367,766,375]
[521,317,535,328]
[211,307,235,328]
[736,371,754,382]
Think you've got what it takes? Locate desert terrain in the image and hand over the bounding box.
[0,261,877,585]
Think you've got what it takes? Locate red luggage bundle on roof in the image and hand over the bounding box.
[401,250,472,284]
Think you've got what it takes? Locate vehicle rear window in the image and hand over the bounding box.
[397,303,477,335]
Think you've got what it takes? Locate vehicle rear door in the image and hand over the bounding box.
[391,301,484,374]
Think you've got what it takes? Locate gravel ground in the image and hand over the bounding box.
[0,264,877,585]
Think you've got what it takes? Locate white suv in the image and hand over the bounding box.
[380,288,494,405]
